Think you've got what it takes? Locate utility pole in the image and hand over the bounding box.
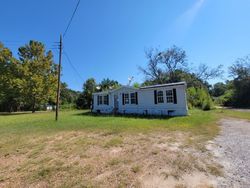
[56,34,62,121]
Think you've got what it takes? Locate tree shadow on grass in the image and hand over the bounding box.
[75,111,173,120]
[0,111,49,116]
[0,112,32,116]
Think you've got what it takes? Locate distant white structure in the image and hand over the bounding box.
[45,105,54,111]
[92,82,188,116]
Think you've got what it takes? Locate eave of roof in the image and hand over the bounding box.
[93,82,186,94]
[139,81,186,89]
[92,85,138,95]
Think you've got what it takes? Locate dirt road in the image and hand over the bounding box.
[211,118,250,188]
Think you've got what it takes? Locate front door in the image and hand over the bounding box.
[114,95,118,110]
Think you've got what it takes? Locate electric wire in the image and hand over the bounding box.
[63,50,84,81]
[63,0,81,38]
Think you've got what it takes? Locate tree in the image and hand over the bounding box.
[139,46,187,84]
[76,78,97,109]
[229,56,250,80]
[77,78,121,109]
[18,40,58,112]
[187,87,213,110]
[139,46,225,110]
[211,82,227,97]
[0,43,23,112]
[140,46,223,89]
[60,82,79,105]
[132,82,140,88]
[195,64,224,81]
[99,78,120,91]
[228,56,250,107]
[76,93,85,109]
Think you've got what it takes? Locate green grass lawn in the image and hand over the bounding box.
[0,109,249,187]
[0,109,219,135]
[217,108,250,120]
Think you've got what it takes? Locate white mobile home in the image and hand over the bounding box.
[92,82,188,116]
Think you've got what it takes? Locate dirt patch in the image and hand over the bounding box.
[0,130,221,187]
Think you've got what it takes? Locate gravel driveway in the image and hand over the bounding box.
[211,118,250,188]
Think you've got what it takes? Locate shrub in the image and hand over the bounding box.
[187,87,214,111]
[202,98,213,111]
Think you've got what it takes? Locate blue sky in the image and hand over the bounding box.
[1,0,250,91]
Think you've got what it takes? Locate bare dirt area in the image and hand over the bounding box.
[0,130,221,188]
[208,118,250,188]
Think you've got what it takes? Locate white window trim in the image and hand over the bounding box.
[98,95,103,105]
[124,93,129,104]
[103,95,108,105]
[166,89,174,103]
[157,91,164,103]
[130,93,136,104]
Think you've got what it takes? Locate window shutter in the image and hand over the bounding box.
[97,96,99,105]
[135,92,138,105]
[122,93,125,105]
[107,95,109,105]
[154,90,157,104]
[173,88,177,104]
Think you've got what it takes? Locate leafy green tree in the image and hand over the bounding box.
[76,93,85,109]
[60,82,79,105]
[228,56,250,107]
[132,82,140,88]
[211,82,227,97]
[99,78,120,91]
[18,40,58,112]
[187,87,213,110]
[0,43,22,112]
[76,78,97,109]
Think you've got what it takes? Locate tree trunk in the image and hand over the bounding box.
[32,98,36,113]
[32,105,35,113]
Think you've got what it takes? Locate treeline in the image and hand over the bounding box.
[138,46,223,110]
[76,78,120,109]
[76,46,221,110]
[0,41,80,112]
[210,56,250,107]
[76,46,250,110]
[138,46,250,109]
[1,41,249,112]
[0,41,58,112]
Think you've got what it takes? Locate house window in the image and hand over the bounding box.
[124,93,129,104]
[103,95,108,105]
[157,91,164,103]
[130,93,136,104]
[98,95,103,105]
[166,90,173,103]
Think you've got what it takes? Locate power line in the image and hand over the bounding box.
[63,0,81,38]
[63,50,84,81]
